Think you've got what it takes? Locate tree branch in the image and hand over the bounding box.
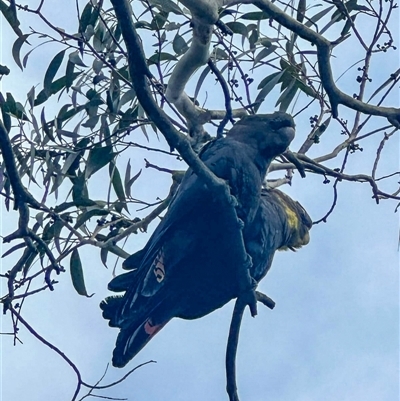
[0,119,42,209]
[9,305,82,401]
[225,291,275,401]
[165,1,222,141]
[251,0,400,127]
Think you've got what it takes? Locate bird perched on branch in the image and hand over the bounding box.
[101,112,308,368]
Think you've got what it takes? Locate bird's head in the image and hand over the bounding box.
[228,112,295,158]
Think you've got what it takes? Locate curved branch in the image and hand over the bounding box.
[81,361,156,390]
[208,59,234,137]
[8,305,154,400]
[251,0,400,127]
[9,306,82,401]
[165,1,222,140]
[110,0,227,190]
[0,119,41,209]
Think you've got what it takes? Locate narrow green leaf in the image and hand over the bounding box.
[194,66,211,101]
[212,48,229,60]
[248,29,259,50]
[27,86,35,108]
[254,70,285,112]
[296,79,317,98]
[93,58,103,74]
[315,117,331,138]
[173,34,189,56]
[100,248,108,268]
[53,202,75,214]
[14,102,28,120]
[225,21,247,36]
[5,92,16,115]
[148,52,177,65]
[69,50,87,67]
[0,0,22,36]
[72,173,96,207]
[320,11,345,35]
[124,159,131,196]
[57,129,79,140]
[353,4,370,11]
[137,105,149,141]
[254,45,278,65]
[82,115,100,130]
[240,11,270,20]
[106,245,130,259]
[148,0,182,14]
[22,47,35,69]
[62,152,80,175]
[35,72,81,106]
[109,161,126,204]
[35,211,45,227]
[331,0,363,21]
[44,50,66,96]
[165,22,181,31]
[65,60,75,88]
[41,107,55,141]
[151,11,168,30]
[276,79,298,112]
[74,209,108,230]
[125,168,142,198]
[79,2,93,33]
[305,5,335,27]
[367,68,400,102]
[12,34,29,71]
[85,145,115,179]
[120,89,136,106]
[70,248,93,297]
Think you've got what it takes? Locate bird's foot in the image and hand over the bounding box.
[238,276,257,316]
[239,287,258,317]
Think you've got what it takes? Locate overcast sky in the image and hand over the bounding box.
[1,2,399,401]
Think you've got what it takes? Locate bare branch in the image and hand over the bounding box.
[9,305,82,401]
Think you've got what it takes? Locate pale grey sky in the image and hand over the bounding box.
[1,2,399,401]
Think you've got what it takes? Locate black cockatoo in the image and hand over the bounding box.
[101,112,305,368]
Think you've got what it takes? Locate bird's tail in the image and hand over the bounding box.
[112,316,169,368]
[100,294,170,367]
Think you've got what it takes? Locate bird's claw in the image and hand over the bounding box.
[238,276,257,316]
[240,288,258,317]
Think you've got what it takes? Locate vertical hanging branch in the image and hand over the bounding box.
[226,298,246,401]
[226,291,276,401]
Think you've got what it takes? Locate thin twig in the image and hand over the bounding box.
[81,361,156,390]
[9,305,82,401]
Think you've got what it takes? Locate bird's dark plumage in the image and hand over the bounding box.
[100,112,306,368]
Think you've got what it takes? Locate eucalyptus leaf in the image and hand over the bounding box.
[85,145,115,179]
[70,248,93,297]
[44,50,66,96]
[12,34,29,71]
